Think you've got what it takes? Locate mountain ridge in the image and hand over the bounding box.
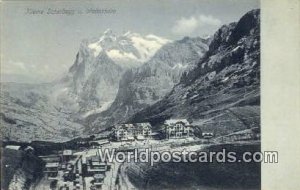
[127,9,260,136]
[85,36,209,132]
[1,9,260,141]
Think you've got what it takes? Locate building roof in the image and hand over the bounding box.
[135,122,151,127]
[63,150,73,156]
[87,155,104,163]
[94,174,105,179]
[136,135,145,140]
[164,119,190,126]
[82,157,87,164]
[115,122,152,130]
[5,145,21,150]
[92,162,107,166]
[39,155,60,162]
[46,162,59,168]
[114,124,133,130]
[135,123,151,130]
[24,146,34,151]
[202,132,214,136]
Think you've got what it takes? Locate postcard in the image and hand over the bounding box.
[1,0,299,190]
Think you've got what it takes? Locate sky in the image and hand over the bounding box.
[1,0,259,83]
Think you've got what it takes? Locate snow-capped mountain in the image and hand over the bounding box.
[86,29,171,68]
[53,30,171,114]
[86,36,209,131]
[0,30,171,141]
[128,9,261,136]
[0,8,260,141]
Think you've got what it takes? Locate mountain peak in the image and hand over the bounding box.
[128,9,261,135]
[85,30,170,67]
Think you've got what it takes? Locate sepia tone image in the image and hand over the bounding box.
[1,0,262,189]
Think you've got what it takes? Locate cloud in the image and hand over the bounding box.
[172,14,221,35]
[1,60,62,83]
[2,60,27,75]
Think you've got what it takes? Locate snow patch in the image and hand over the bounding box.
[82,101,113,117]
[232,46,241,52]
[107,49,138,61]
[87,30,170,61]
[88,42,103,57]
[146,34,171,44]
[222,76,229,82]
[172,63,189,70]
[130,36,170,62]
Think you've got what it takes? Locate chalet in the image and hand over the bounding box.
[44,162,59,179]
[24,146,34,154]
[39,155,61,179]
[113,122,152,141]
[39,155,61,163]
[134,123,152,140]
[5,145,21,150]
[85,156,108,176]
[62,149,73,162]
[164,119,193,139]
[202,132,214,139]
[114,124,134,141]
[92,173,105,188]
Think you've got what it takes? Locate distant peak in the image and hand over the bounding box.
[100,29,117,42]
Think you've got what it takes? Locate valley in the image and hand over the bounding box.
[1,8,261,190]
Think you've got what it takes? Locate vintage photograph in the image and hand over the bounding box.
[1,0,262,189]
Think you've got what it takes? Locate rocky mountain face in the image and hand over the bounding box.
[54,51,124,115]
[128,9,260,136]
[53,30,170,114]
[0,83,84,142]
[0,30,170,142]
[1,9,260,141]
[85,37,209,131]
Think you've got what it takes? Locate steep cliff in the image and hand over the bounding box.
[129,9,260,136]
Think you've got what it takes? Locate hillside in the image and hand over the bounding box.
[86,37,209,132]
[129,9,260,136]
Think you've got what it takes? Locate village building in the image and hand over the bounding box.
[113,124,134,141]
[5,145,21,150]
[202,132,214,139]
[215,127,260,143]
[113,122,152,141]
[62,149,73,162]
[84,156,108,177]
[134,123,152,140]
[164,119,193,139]
[24,146,35,154]
[39,155,61,179]
[92,173,105,188]
[39,155,61,163]
[44,162,59,179]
